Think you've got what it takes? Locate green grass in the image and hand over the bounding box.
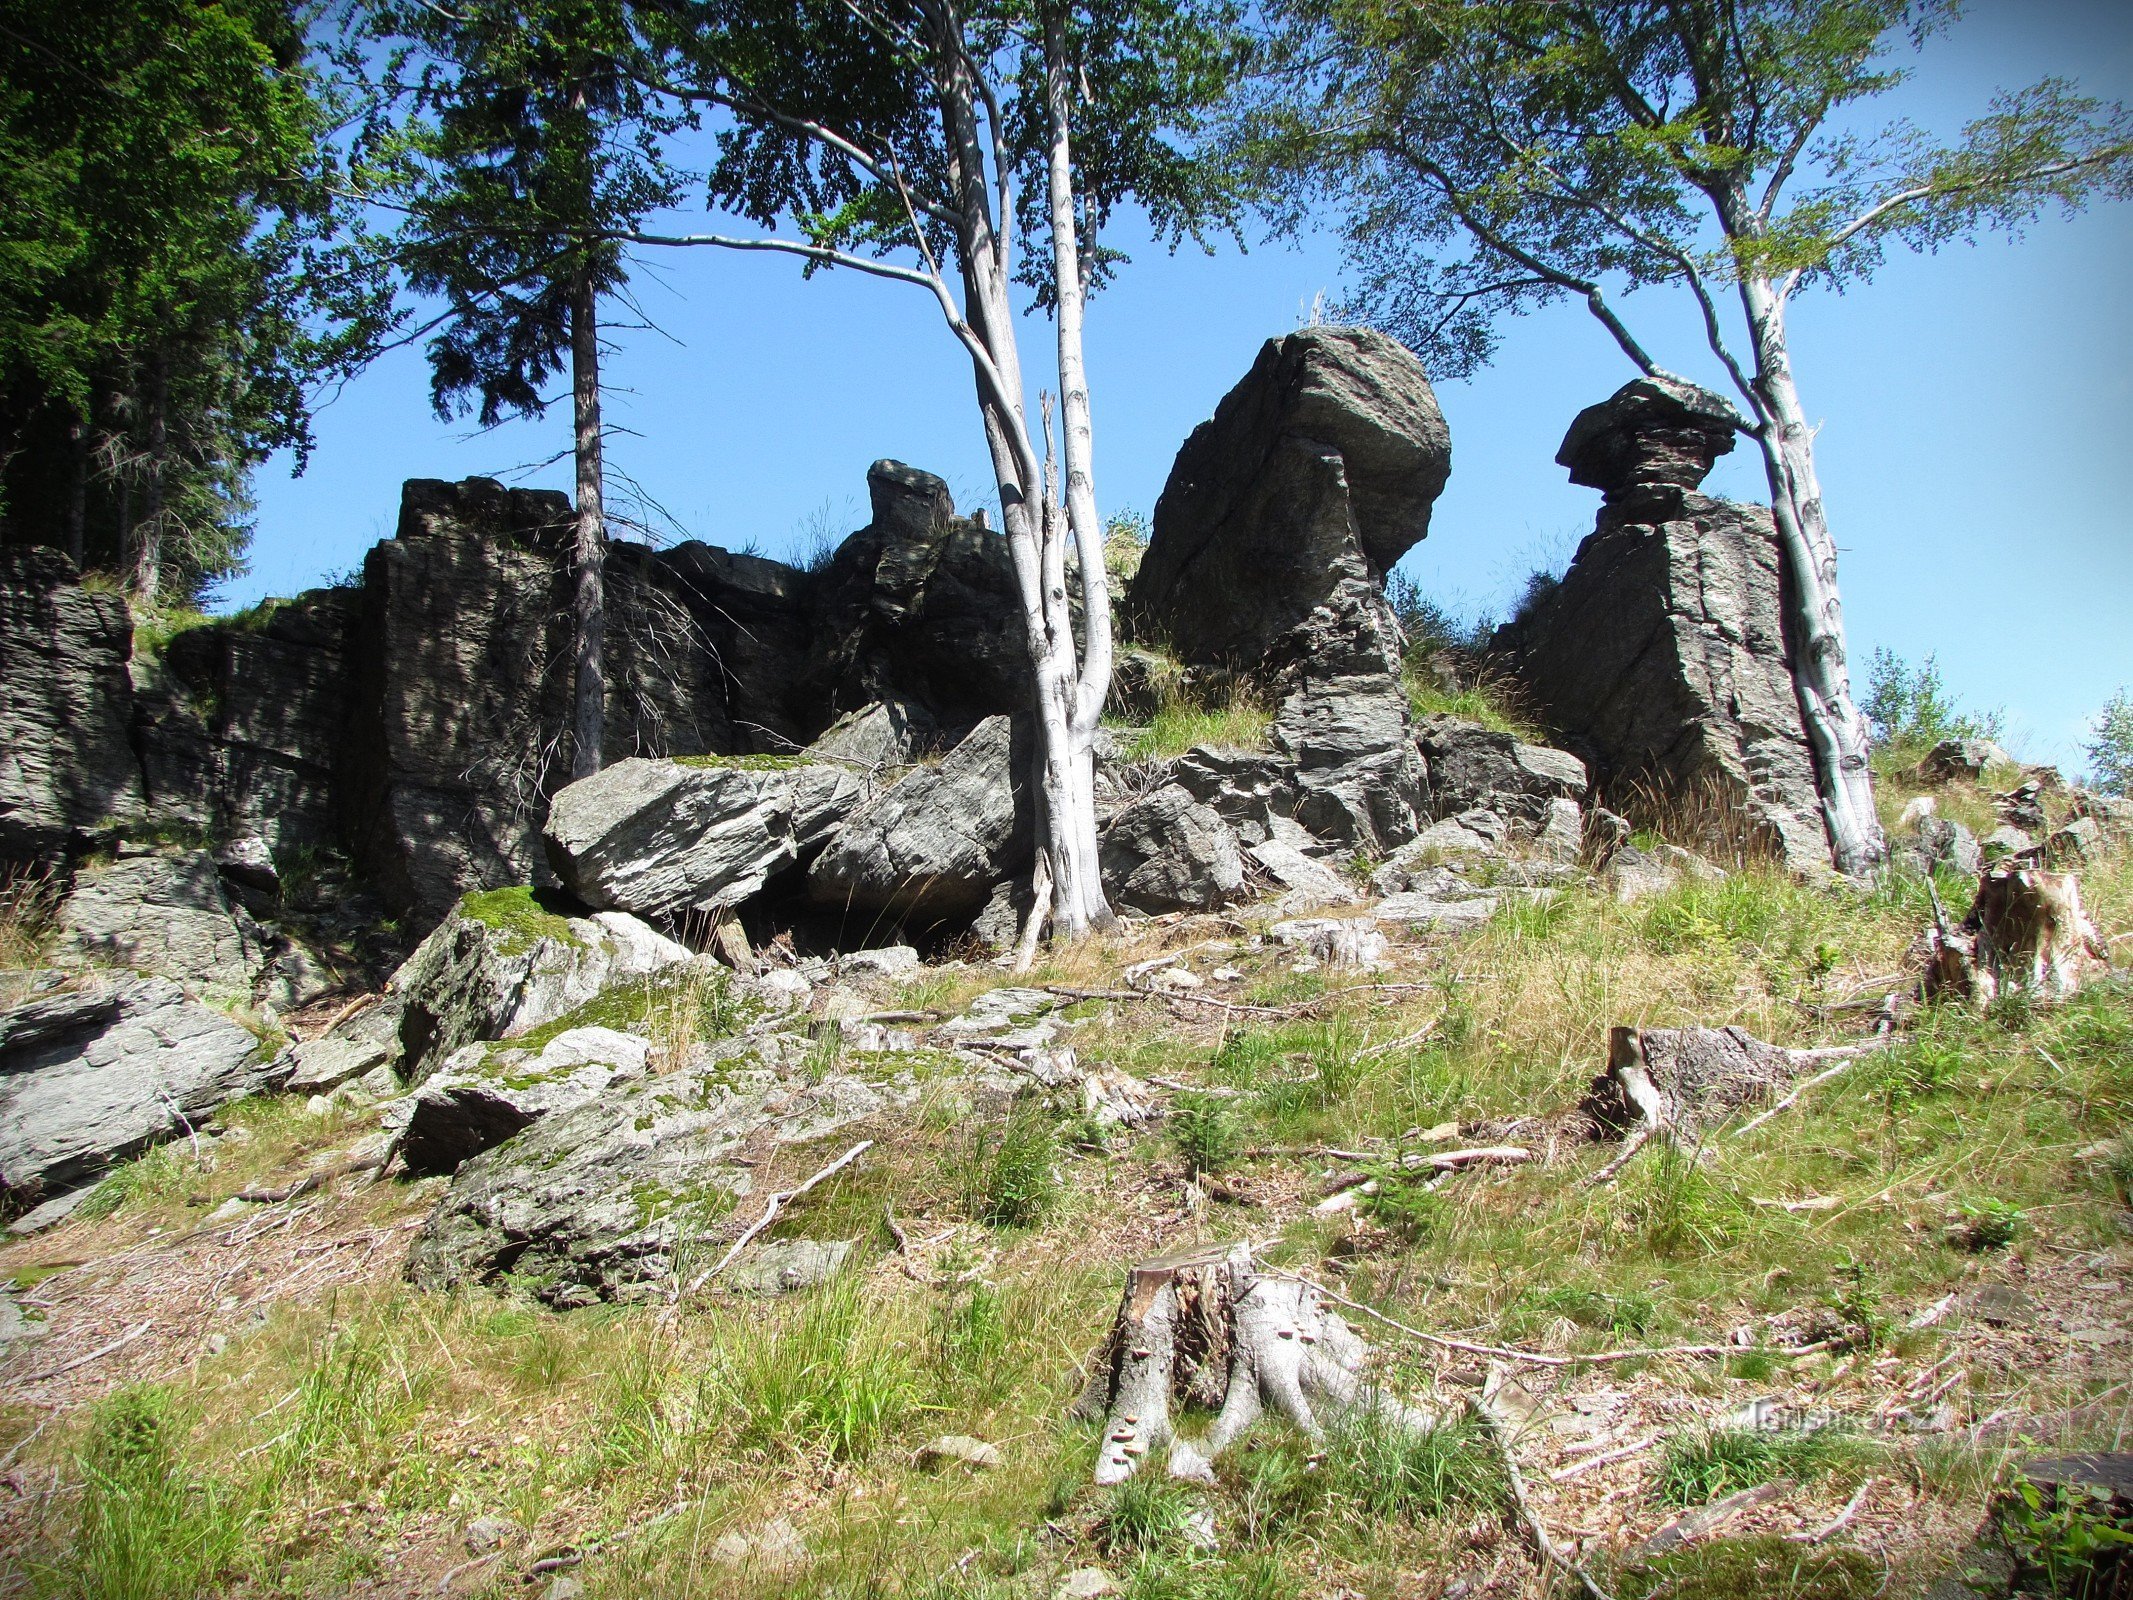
[1109,681,1273,762]
[963,1103,1061,1228]
[1654,1423,1876,1508]
[1615,1535,1882,1600]
[1404,673,1537,738]
[673,752,817,772]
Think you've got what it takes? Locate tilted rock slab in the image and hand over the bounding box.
[397,1025,655,1177]
[51,850,266,994]
[389,893,693,1083]
[809,714,1034,929]
[0,974,276,1201]
[1099,784,1246,913]
[545,755,866,925]
[407,1029,932,1306]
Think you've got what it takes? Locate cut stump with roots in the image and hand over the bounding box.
[1072,1242,1439,1484]
[1923,866,2106,1009]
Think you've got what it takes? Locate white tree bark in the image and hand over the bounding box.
[1734,271,1884,877]
[568,271,608,781]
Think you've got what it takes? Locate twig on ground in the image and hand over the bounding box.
[16,1321,151,1383]
[236,1154,386,1205]
[1789,1478,1875,1544]
[1549,1431,1660,1483]
[1480,1364,1614,1600]
[435,1551,501,1593]
[677,1139,872,1299]
[1634,1478,1794,1559]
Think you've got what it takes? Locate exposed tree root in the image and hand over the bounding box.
[1071,1243,1440,1484]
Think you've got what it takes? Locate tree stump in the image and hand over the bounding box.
[1072,1242,1438,1484]
[1924,866,2106,1009]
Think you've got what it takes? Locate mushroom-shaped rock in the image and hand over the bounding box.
[1556,376,1742,508]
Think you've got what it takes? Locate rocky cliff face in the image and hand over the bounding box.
[1495,378,1832,872]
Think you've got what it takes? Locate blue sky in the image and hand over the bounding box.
[238,0,2132,769]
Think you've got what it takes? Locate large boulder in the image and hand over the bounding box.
[1556,376,1740,514]
[808,714,1035,930]
[1494,381,1832,874]
[0,973,275,1204]
[407,1029,921,1306]
[51,850,266,993]
[397,1025,655,1177]
[1099,784,1246,913]
[806,462,1030,728]
[389,889,693,1082]
[0,547,145,861]
[1414,714,1588,828]
[545,756,866,926]
[1130,328,1450,669]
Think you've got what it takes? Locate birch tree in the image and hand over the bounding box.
[1251,0,2133,877]
[635,0,1242,940]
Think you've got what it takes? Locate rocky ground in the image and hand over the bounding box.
[2,756,2129,1600]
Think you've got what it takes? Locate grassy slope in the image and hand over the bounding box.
[1,775,2128,1600]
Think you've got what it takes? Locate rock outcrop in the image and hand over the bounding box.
[0,547,144,859]
[1131,328,1451,667]
[544,756,866,928]
[390,891,693,1082]
[51,849,265,993]
[0,973,275,1203]
[1495,379,1832,873]
[1099,784,1246,912]
[397,1025,655,1177]
[808,714,1035,932]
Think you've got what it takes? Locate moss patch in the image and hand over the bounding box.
[457,886,584,955]
[672,752,816,773]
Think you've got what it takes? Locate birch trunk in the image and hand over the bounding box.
[922,0,1113,939]
[568,271,608,781]
[1734,274,1884,877]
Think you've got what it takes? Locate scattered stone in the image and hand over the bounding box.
[916,1434,1003,1472]
[51,851,265,993]
[389,895,692,1082]
[709,1516,807,1570]
[1268,917,1386,969]
[809,714,1035,929]
[1373,891,1502,934]
[1893,815,1983,879]
[1056,1570,1119,1600]
[1919,738,2016,784]
[2044,816,2107,866]
[1100,784,1246,913]
[1406,809,1510,862]
[544,755,865,925]
[0,975,275,1201]
[542,1579,585,1600]
[398,1026,656,1177]
[280,1001,403,1095]
[462,1516,522,1556]
[1962,1285,2038,1327]
[1982,825,2037,861]
[1413,714,1588,830]
[1248,838,1359,909]
[7,1183,97,1236]
[838,945,921,979]
[722,1237,855,1295]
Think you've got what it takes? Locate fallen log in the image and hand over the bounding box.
[1070,1242,1440,1485]
[1923,866,2106,1009]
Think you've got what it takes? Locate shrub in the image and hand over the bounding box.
[1169,1094,1241,1179]
[965,1104,1059,1228]
[2083,689,2133,796]
[1863,648,2003,757]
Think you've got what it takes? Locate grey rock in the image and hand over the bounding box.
[1413,714,1588,829]
[1370,854,1482,898]
[969,876,1035,952]
[390,896,692,1083]
[809,715,1035,929]
[1918,738,2016,784]
[545,755,866,925]
[8,1183,97,1236]
[940,986,1057,1039]
[1268,917,1386,968]
[1981,825,2037,861]
[1407,810,1510,862]
[399,1025,655,1177]
[462,1516,522,1556]
[1494,482,1832,875]
[805,698,942,772]
[213,834,278,893]
[2072,788,2133,843]
[916,1434,1003,1471]
[1131,328,1450,668]
[257,941,339,1013]
[52,851,265,992]
[722,1237,855,1295]
[2044,817,2107,866]
[408,1031,914,1305]
[1556,376,1743,515]
[0,974,274,1201]
[279,996,402,1094]
[0,547,145,861]
[1169,746,1299,846]
[1892,815,1983,878]
[806,462,1030,727]
[1248,839,1360,909]
[1099,784,1246,913]
[838,945,921,979]
[1271,657,1426,854]
[1537,796,1585,862]
[1373,892,1502,934]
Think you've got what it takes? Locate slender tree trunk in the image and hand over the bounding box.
[64,412,87,569]
[568,271,607,782]
[133,356,167,607]
[1735,273,1884,877]
[924,2,1110,939]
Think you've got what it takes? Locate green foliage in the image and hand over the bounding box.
[2085,689,2133,796]
[1099,1474,1203,1554]
[76,1144,198,1222]
[718,1280,923,1463]
[1117,680,1274,762]
[964,1104,1060,1229]
[1863,650,2005,757]
[1227,1411,1504,1545]
[1615,1535,1882,1600]
[1169,1093,1242,1178]
[455,885,583,955]
[54,1387,249,1600]
[0,0,386,597]
[1655,1423,1871,1509]
[1999,1473,2133,1599]
[1951,1197,2024,1251]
